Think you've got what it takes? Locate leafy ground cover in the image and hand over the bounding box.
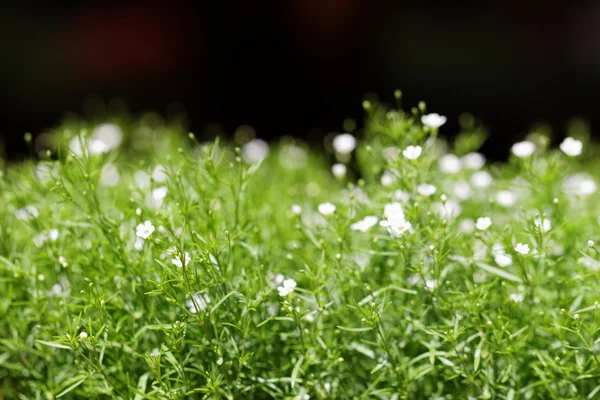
[2,96,600,399]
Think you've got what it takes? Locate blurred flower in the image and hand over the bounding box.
[559,137,583,157]
[403,145,422,160]
[332,133,356,154]
[417,183,436,197]
[515,243,530,255]
[511,141,535,158]
[462,152,485,170]
[318,202,336,215]
[475,217,492,231]
[15,205,39,221]
[171,252,190,268]
[534,217,552,233]
[332,163,347,179]
[242,139,269,163]
[187,293,210,313]
[471,171,493,188]
[495,190,517,207]
[277,278,297,296]
[291,204,302,215]
[439,154,461,174]
[421,113,447,128]
[350,216,379,232]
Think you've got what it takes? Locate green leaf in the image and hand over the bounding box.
[36,340,72,350]
[337,326,373,332]
[134,373,150,400]
[477,263,523,283]
[290,354,304,389]
[56,376,88,398]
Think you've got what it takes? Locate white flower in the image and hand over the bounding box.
[494,253,513,267]
[152,165,168,182]
[475,217,492,231]
[318,202,336,216]
[171,252,190,268]
[79,331,88,341]
[495,190,517,207]
[402,145,422,160]
[432,200,462,219]
[15,205,39,221]
[380,170,396,187]
[134,170,151,188]
[509,293,524,303]
[439,154,461,174]
[393,190,410,202]
[459,219,475,233]
[350,216,379,232]
[471,171,493,188]
[425,279,438,291]
[100,164,120,187]
[421,113,447,128]
[332,163,347,179]
[515,243,530,255]
[563,174,597,196]
[511,141,536,158]
[51,283,63,296]
[148,186,168,208]
[91,123,123,151]
[462,152,485,170]
[332,133,356,154]
[588,240,595,248]
[242,139,269,163]
[88,139,109,155]
[379,212,412,237]
[534,217,551,233]
[186,293,211,313]
[559,137,582,156]
[134,238,144,251]
[277,278,297,297]
[453,181,472,201]
[36,163,57,183]
[136,221,155,239]
[291,204,302,215]
[417,183,436,197]
[383,203,404,219]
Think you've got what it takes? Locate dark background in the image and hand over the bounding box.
[2,1,600,160]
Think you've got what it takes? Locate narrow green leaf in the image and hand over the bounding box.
[36,340,72,350]
[478,263,522,283]
[290,355,304,389]
[56,377,87,398]
[337,326,373,332]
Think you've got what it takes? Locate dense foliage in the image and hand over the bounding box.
[2,97,600,399]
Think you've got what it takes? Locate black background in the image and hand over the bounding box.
[2,0,600,160]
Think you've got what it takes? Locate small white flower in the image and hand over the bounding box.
[425,279,438,291]
[563,174,597,196]
[79,331,88,341]
[511,141,536,158]
[384,202,405,219]
[417,183,437,197]
[380,170,396,187]
[88,139,109,155]
[509,293,524,303]
[588,240,595,248]
[187,293,211,313]
[332,133,356,154]
[332,163,347,179]
[134,237,144,251]
[100,164,120,187]
[241,139,269,163]
[152,186,168,201]
[515,243,530,255]
[393,189,410,202]
[559,137,582,157]
[471,171,493,188]
[453,181,472,201]
[171,252,190,268]
[495,190,517,207]
[291,204,302,215]
[271,273,285,288]
[432,200,462,219]
[350,216,379,232]
[534,217,551,233]
[136,221,155,239]
[277,278,297,297]
[152,165,168,182]
[15,205,39,221]
[379,217,412,238]
[402,145,422,160]
[318,202,336,216]
[36,163,57,183]
[51,283,63,296]
[92,123,122,151]
[462,152,485,170]
[439,154,462,174]
[459,219,475,233]
[475,217,492,231]
[494,253,513,267]
[421,113,447,128]
[48,229,59,242]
